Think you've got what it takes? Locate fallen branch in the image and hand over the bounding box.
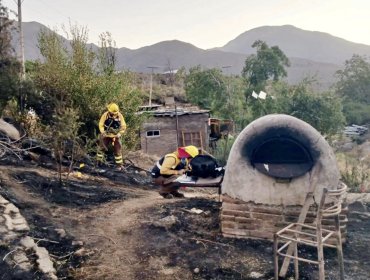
[33,237,60,244]
[124,158,150,173]
[2,249,18,261]
[189,237,233,248]
[0,134,32,160]
[50,251,74,259]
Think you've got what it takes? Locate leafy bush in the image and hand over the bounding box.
[210,135,236,166]
[342,101,370,125]
[32,25,145,150]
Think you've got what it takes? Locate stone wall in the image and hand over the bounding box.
[0,195,57,280]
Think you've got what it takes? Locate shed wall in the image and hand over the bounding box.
[141,113,209,156]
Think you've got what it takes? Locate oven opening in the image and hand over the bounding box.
[251,137,313,179]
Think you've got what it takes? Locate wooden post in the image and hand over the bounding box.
[335,214,345,280]
[294,242,299,280]
[273,234,279,280]
[175,104,179,147]
[317,189,327,280]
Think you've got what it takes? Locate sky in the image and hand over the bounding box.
[3,0,370,49]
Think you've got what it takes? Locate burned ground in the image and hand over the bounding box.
[0,156,370,280]
[11,170,131,207]
[128,198,370,280]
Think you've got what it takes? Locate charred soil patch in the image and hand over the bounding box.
[10,170,133,207]
[134,198,274,280]
[131,198,370,280]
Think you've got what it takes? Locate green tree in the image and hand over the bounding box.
[0,1,13,58]
[249,80,345,137]
[335,55,370,103]
[334,54,370,124]
[185,66,226,109]
[32,24,144,149]
[242,40,290,95]
[185,66,248,126]
[0,1,19,112]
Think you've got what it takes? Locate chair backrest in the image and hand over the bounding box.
[318,182,347,218]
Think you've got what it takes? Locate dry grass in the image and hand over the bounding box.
[336,138,370,192]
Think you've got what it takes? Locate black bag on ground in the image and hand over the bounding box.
[150,157,163,178]
[189,155,222,178]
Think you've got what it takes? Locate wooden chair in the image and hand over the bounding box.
[274,182,347,280]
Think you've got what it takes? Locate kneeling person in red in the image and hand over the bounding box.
[151,145,199,199]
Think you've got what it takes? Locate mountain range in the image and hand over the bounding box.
[11,22,370,90]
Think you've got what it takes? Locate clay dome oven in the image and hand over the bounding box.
[220,114,347,241]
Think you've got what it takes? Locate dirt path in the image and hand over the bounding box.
[72,190,165,279]
[71,188,216,280]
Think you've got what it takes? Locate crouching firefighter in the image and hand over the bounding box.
[151,145,199,199]
[96,103,127,171]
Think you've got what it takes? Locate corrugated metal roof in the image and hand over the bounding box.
[151,108,209,117]
[138,105,209,117]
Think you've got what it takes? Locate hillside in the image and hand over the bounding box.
[219,25,370,65]
[12,22,370,90]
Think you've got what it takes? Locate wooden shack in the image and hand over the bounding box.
[140,105,210,156]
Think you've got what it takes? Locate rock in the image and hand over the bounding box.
[190,208,203,214]
[12,250,30,264]
[0,195,9,205]
[72,240,84,246]
[0,118,20,140]
[152,215,178,229]
[3,214,13,230]
[13,223,30,232]
[139,170,147,176]
[12,216,28,225]
[193,267,200,274]
[2,232,19,242]
[20,237,36,250]
[4,203,20,215]
[0,225,8,234]
[35,246,56,275]
[249,271,264,278]
[55,228,67,238]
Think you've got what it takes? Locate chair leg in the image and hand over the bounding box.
[335,215,345,280]
[317,223,325,280]
[273,234,279,280]
[294,242,299,280]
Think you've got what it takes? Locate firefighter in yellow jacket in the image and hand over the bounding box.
[97,103,127,170]
[151,145,199,198]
